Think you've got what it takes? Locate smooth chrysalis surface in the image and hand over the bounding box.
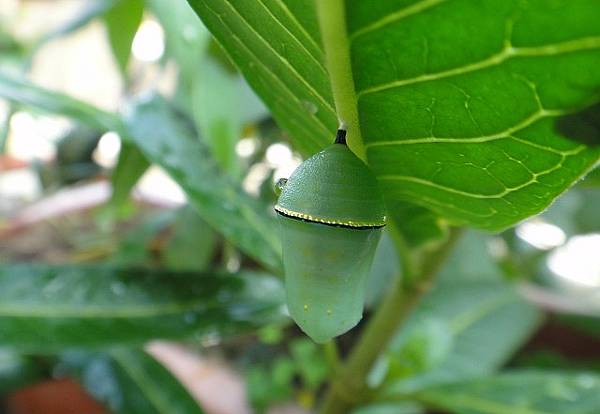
[275,131,386,343]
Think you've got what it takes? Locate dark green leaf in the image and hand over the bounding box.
[124,94,282,272]
[0,264,284,351]
[416,370,600,414]
[581,166,600,186]
[0,351,43,395]
[70,349,205,414]
[380,281,541,396]
[573,188,600,233]
[387,201,448,250]
[103,0,144,75]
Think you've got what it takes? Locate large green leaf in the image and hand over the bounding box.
[416,370,600,414]
[0,264,284,351]
[352,0,600,231]
[379,280,541,397]
[188,0,600,231]
[124,94,282,272]
[66,349,205,414]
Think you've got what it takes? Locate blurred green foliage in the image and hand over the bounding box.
[0,1,599,413]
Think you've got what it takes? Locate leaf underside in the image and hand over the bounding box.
[187,0,600,232]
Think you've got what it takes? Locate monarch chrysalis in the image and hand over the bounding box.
[275,130,386,343]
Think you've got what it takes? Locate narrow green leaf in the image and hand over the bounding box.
[69,349,205,414]
[380,281,541,396]
[163,207,216,271]
[103,0,144,75]
[0,71,123,133]
[147,0,210,81]
[109,141,150,210]
[0,264,284,351]
[186,0,337,156]
[191,59,242,177]
[124,94,282,272]
[0,103,14,152]
[417,370,600,414]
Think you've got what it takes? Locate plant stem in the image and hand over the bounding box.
[323,340,341,375]
[320,228,462,414]
[315,0,365,160]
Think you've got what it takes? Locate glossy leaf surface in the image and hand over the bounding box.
[0,264,284,351]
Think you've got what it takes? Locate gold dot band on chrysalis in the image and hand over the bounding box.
[274,205,386,229]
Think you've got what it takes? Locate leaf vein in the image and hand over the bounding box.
[255,0,327,73]
[378,147,584,199]
[357,36,600,97]
[350,0,448,41]
[216,0,335,113]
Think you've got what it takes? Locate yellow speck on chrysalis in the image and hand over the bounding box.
[303,304,309,311]
[326,309,332,316]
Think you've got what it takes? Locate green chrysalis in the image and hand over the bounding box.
[275,130,386,343]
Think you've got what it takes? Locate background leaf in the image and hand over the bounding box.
[186,0,337,156]
[0,72,123,133]
[66,349,205,414]
[108,142,150,212]
[0,264,284,351]
[124,94,282,272]
[103,0,144,76]
[416,370,600,414]
[379,280,541,396]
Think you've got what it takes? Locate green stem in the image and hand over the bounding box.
[320,228,462,414]
[315,0,365,160]
[323,340,341,375]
